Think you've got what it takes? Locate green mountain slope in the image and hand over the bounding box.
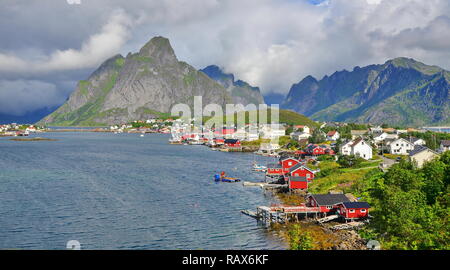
[283,57,450,126]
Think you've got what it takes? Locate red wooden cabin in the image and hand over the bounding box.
[266,163,283,175]
[306,194,350,213]
[288,176,309,190]
[214,138,225,145]
[280,157,300,174]
[289,164,316,181]
[224,139,241,148]
[337,202,370,219]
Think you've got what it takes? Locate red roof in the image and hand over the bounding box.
[327,131,337,136]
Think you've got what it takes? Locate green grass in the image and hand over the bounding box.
[115,57,125,68]
[78,80,91,97]
[131,55,153,63]
[205,109,319,127]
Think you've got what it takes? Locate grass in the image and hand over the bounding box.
[383,153,407,160]
[205,109,319,128]
[308,160,379,196]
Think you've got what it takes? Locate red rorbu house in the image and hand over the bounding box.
[289,164,316,181]
[288,176,309,190]
[266,163,283,176]
[304,144,335,156]
[306,194,350,214]
[287,164,316,190]
[280,157,301,174]
[337,202,370,220]
[224,139,241,148]
[214,138,225,145]
[214,128,235,138]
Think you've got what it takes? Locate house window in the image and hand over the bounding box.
[288,162,292,166]
[360,209,367,213]
[306,174,311,178]
[326,206,332,209]
[349,209,355,213]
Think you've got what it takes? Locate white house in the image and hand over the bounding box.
[340,138,373,160]
[408,137,426,146]
[326,130,340,141]
[369,126,383,135]
[260,143,281,152]
[409,146,439,168]
[388,138,415,155]
[373,132,388,143]
[260,124,286,139]
[290,132,311,141]
[340,141,353,156]
[294,125,310,134]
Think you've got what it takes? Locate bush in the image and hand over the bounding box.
[337,155,364,168]
[288,225,314,250]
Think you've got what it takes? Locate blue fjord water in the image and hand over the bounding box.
[0,132,286,250]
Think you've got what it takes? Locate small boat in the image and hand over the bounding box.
[214,173,241,183]
[252,163,267,172]
[140,134,145,137]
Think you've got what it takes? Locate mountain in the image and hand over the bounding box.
[39,37,261,126]
[282,58,450,126]
[263,92,285,106]
[200,65,265,106]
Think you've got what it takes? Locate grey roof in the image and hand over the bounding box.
[409,145,429,156]
[289,163,313,173]
[267,163,282,168]
[310,194,350,206]
[289,176,308,182]
[342,202,370,209]
[441,140,450,147]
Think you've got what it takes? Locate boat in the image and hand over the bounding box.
[252,163,267,172]
[214,173,241,183]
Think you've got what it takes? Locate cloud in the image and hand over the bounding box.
[1,0,450,119]
[0,9,133,74]
[0,80,66,115]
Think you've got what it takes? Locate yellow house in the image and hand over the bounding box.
[409,145,439,168]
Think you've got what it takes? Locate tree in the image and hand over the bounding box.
[337,155,363,168]
[310,129,326,144]
[421,160,446,204]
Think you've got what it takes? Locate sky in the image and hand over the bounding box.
[1,0,450,120]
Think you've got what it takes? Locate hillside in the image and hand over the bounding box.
[38,37,262,126]
[206,109,319,128]
[282,58,450,126]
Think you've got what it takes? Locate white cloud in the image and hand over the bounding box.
[0,9,133,74]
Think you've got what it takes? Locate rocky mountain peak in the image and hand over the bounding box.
[138,36,177,64]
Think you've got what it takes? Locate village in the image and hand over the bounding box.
[168,119,450,248]
[0,123,46,137]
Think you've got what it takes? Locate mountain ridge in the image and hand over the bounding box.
[39,37,263,126]
[200,65,265,106]
[282,57,450,126]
